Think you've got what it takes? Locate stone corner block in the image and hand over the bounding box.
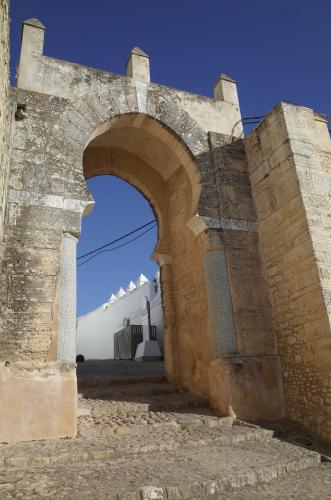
[209,355,285,421]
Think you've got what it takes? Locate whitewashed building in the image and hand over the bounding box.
[76,272,164,360]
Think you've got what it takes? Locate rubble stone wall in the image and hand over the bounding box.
[245,102,331,442]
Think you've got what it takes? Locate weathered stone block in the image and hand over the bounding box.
[209,355,285,420]
[0,362,77,443]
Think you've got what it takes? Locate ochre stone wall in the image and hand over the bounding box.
[166,166,212,396]
[0,0,12,359]
[315,127,331,325]
[245,102,331,442]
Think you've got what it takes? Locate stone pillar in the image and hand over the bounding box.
[203,248,238,357]
[17,18,46,90]
[126,47,150,83]
[213,74,239,107]
[58,232,78,362]
[154,255,179,384]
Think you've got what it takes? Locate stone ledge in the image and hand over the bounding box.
[0,426,272,469]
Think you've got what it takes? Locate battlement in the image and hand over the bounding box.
[17,18,243,137]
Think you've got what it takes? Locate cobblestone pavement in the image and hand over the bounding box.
[0,422,270,467]
[216,465,331,499]
[0,463,330,499]
[1,360,330,499]
[0,440,324,499]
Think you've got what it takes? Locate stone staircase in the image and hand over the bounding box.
[0,365,329,499]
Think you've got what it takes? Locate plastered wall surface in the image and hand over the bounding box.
[77,273,164,360]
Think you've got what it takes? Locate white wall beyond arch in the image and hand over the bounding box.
[76,272,164,359]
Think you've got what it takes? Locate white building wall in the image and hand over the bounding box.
[76,273,164,359]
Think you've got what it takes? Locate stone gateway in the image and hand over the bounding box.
[0,6,330,444]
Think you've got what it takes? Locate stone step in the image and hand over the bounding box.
[78,381,181,399]
[0,437,321,499]
[78,374,166,391]
[77,410,235,439]
[77,393,211,438]
[78,391,210,416]
[0,423,271,470]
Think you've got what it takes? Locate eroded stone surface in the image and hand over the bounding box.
[0,5,330,446]
[0,441,324,499]
[0,362,328,498]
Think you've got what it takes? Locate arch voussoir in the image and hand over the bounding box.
[146,89,208,156]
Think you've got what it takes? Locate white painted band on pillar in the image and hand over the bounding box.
[58,232,78,362]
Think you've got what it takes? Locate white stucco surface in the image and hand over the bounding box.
[76,272,164,359]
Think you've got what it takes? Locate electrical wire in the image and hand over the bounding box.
[77,219,156,261]
[77,113,270,267]
[77,223,157,268]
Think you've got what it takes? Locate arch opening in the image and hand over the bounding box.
[76,175,163,362]
[78,113,211,394]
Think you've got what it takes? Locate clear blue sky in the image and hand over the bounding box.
[9,0,331,315]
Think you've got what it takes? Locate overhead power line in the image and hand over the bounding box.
[242,115,265,126]
[77,220,157,268]
[77,224,157,268]
[77,219,156,261]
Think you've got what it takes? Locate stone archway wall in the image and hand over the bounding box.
[0,19,290,442]
[82,112,211,392]
[0,81,285,442]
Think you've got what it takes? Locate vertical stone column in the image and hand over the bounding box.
[126,47,150,83]
[17,18,46,91]
[213,74,240,107]
[203,248,238,357]
[193,129,285,420]
[156,256,178,384]
[58,232,78,362]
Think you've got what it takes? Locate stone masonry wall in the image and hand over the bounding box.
[315,120,331,324]
[201,134,278,359]
[2,15,328,442]
[245,102,331,442]
[0,0,12,351]
[2,89,78,362]
[216,136,277,357]
[0,0,11,241]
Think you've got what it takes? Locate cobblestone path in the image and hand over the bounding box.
[0,360,330,499]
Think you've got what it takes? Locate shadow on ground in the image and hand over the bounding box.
[77,359,331,460]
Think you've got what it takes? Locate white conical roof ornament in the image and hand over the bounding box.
[109,294,117,303]
[117,287,126,298]
[127,280,137,292]
[136,273,149,286]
